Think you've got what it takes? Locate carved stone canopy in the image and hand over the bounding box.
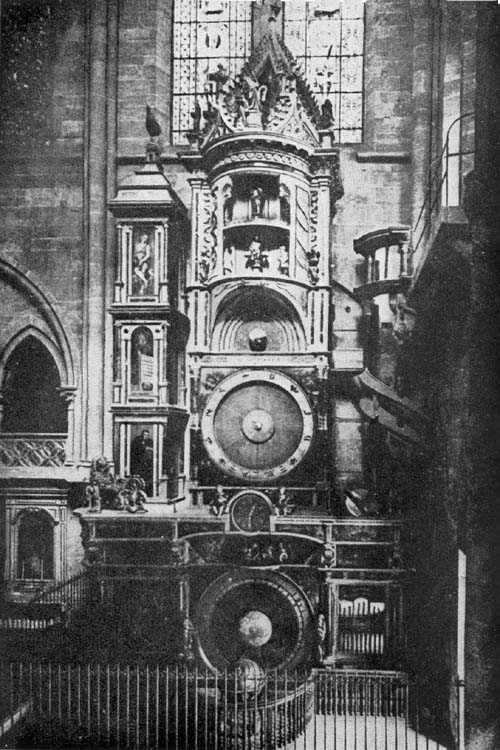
[189,18,325,150]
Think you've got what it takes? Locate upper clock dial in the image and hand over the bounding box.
[201,370,314,482]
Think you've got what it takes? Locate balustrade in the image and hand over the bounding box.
[0,434,66,467]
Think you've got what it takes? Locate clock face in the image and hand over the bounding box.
[201,370,314,482]
[230,492,272,534]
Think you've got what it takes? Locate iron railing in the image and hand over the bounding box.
[413,112,474,257]
[0,570,98,631]
[0,662,454,749]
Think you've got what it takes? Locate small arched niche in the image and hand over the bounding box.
[17,509,54,581]
[2,335,67,433]
[212,287,306,353]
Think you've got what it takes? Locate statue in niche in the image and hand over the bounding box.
[222,185,234,224]
[278,244,289,275]
[279,185,291,224]
[246,236,269,271]
[223,244,235,275]
[132,231,153,295]
[131,327,154,392]
[130,429,154,496]
[250,187,264,218]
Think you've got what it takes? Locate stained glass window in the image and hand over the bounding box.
[172,0,252,144]
[283,0,365,142]
[172,1,364,145]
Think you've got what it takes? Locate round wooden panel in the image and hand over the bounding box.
[201,370,314,482]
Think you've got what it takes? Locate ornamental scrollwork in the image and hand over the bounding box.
[198,186,217,285]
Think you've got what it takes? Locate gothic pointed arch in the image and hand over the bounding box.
[1,331,68,434]
[0,257,75,388]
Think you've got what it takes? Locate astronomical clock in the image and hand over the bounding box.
[89,17,407,699]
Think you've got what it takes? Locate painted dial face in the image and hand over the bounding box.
[230,492,272,534]
[201,370,314,482]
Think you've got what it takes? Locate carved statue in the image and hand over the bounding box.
[307,249,321,284]
[245,236,269,271]
[279,185,290,224]
[276,487,293,516]
[316,613,327,662]
[85,457,122,513]
[132,232,153,295]
[119,475,148,514]
[145,105,162,139]
[222,185,234,224]
[223,244,235,275]
[319,98,335,130]
[277,244,289,275]
[250,187,264,218]
[208,63,230,94]
[321,542,336,568]
[190,100,202,133]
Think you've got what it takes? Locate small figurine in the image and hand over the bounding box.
[190,100,202,133]
[223,185,234,224]
[278,541,289,564]
[210,484,229,518]
[321,542,336,568]
[208,63,229,94]
[278,244,289,275]
[316,613,327,662]
[276,487,294,516]
[279,185,290,224]
[246,236,268,270]
[223,244,235,275]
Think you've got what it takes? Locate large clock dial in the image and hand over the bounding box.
[201,370,314,482]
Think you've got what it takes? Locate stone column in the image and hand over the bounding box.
[81,0,111,460]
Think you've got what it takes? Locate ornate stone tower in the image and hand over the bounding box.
[184,24,353,506]
[109,147,190,499]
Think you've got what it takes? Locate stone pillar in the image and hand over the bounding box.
[81,0,112,460]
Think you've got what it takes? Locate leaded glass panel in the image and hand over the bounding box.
[283,0,365,142]
[172,0,252,144]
